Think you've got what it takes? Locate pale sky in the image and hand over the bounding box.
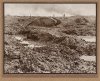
[4,3,96,17]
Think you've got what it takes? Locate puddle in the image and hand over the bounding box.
[28,44,43,48]
[80,55,96,61]
[78,36,96,42]
[15,36,24,41]
[15,35,45,48]
[20,41,30,45]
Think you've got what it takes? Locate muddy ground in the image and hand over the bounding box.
[4,16,96,73]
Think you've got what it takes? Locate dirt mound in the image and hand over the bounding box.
[74,17,88,25]
[27,31,55,42]
[29,17,61,27]
[64,16,89,26]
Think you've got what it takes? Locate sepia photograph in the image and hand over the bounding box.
[4,3,97,74]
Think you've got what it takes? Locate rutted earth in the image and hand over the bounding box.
[15,35,96,62]
[4,16,96,73]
